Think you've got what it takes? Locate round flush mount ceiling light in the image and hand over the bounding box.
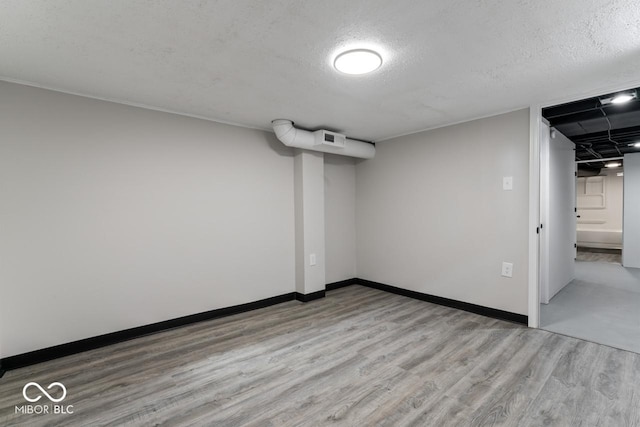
[334,49,382,75]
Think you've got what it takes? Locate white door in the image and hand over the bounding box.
[540,126,576,304]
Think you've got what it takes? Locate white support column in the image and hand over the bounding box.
[294,149,326,295]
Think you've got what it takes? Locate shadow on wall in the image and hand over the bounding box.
[265,131,295,158]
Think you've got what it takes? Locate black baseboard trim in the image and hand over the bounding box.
[0,292,296,373]
[356,279,528,325]
[325,278,358,291]
[1,278,527,374]
[295,290,326,302]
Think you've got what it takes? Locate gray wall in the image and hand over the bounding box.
[0,81,296,358]
[293,150,325,294]
[624,152,640,268]
[324,154,357,283]
[356,109,530,315]
[0,80,530,359]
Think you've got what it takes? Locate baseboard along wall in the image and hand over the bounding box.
[0,278,526,376]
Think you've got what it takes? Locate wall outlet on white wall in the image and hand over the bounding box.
[310,253,317,266]
[501,262,513,278]
[503,176,513,190]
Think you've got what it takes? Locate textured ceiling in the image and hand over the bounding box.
[2,0,640,142]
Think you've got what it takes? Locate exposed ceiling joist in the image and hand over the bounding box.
[543,87,640,164]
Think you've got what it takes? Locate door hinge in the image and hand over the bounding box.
[536,227,539,234]
[574,243,577,248]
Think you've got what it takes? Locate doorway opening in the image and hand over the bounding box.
[538,87,640,353]
[576,163,623,265]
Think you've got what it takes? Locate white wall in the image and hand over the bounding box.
[324,154,357,283]
[356,109,530,315]
[0,81,296,358]
[623,152,640,268]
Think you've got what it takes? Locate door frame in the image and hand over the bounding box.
[528,79,640,328]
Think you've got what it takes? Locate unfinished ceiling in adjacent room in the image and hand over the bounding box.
[543,87,640,166]
[1,0,640,141]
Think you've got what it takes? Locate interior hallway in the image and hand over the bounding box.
[541,249,640,354]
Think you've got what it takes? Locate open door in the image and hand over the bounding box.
[540,125,576,304]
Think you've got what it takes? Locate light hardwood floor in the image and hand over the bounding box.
[1,285,639,426]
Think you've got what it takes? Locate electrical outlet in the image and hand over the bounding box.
[310,253,317,266]
[503,176,513,191]
[501,262,513,278]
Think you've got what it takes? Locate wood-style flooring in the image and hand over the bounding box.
[1,285,639,426]
[576,247,622,264]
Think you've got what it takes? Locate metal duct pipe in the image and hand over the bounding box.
[272,119,375,159]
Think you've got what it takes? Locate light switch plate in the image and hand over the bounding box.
[503,176,513,191]
[501,262,513,278]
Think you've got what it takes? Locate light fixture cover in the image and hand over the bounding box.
[600,90,637,105]
[334,49,382,75]
[605,162,621,168]
[611,94,635,104]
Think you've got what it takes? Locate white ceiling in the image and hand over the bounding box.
[2,0,640,142]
